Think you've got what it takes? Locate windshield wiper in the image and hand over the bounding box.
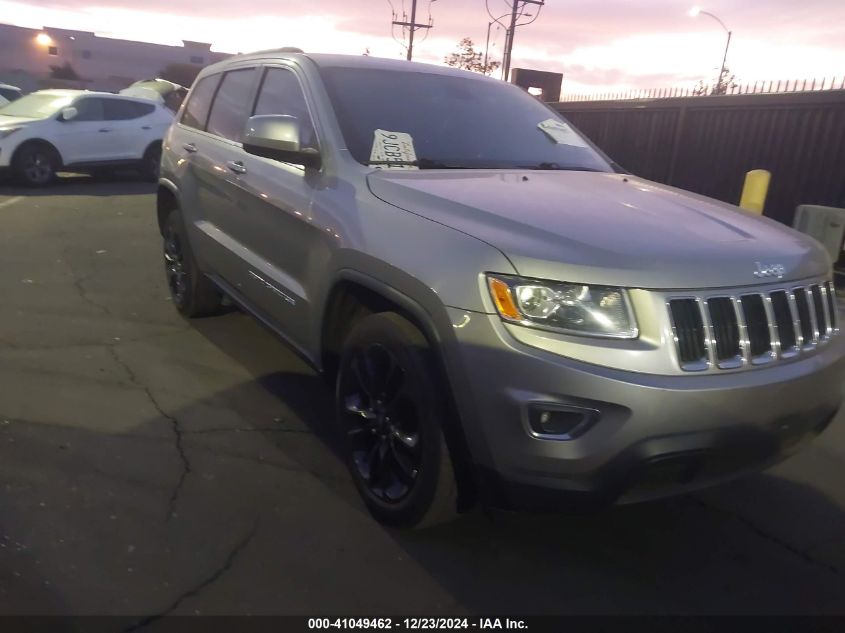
[368,158,469,169]
[518,162,605,172]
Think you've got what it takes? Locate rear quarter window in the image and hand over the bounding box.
[104,99,156,120]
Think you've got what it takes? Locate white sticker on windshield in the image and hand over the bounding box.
[538,118,589,148]
[370,129,418,170]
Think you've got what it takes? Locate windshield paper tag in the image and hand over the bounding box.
[370,130,418,170]
[538,119,589,147]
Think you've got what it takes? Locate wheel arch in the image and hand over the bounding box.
[320,271,479,510]
[11,138,64,168]
[156,180,180,236]
[143,139,163,157]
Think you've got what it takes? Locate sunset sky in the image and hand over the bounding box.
[2,0,845,94]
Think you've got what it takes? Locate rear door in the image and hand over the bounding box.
[102,98,159,159]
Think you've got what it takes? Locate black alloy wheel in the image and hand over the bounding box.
[163,222,188,308]
[337,312,457,527]
[162,209,223,317]
[342,342,422,503]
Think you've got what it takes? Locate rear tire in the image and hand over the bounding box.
[12,142,59,187]
[141,143,162,182]
[162,208,224,317]
[336,312,458,528]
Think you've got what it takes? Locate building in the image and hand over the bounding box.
[0,22,230,92]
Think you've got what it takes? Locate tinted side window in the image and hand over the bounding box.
[253,67,317,149]
[104,99,155,120]
[181,74,221,130]
[0,87,21,102]
[73,98,106,121]
[206,68,257,142]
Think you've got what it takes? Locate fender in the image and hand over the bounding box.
[327,268,497,496]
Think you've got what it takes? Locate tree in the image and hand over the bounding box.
[159,63,203,88]
[49,62,80,80]
[444,37,500,76]
[693,66,738,96]
[711,66,738,95]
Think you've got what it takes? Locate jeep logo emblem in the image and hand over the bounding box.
[753,262,786,279]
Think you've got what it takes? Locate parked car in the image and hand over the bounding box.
[0,89,173,186]
[157,51,845,528]
[0,82,23,106]
[121,78,188,113]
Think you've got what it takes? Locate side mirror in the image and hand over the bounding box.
[243,115,321,169]
[60,106,78,122]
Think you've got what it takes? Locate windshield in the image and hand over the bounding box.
[0,93,74,118]
[317,66,612,172]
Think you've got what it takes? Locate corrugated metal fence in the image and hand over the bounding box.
[551,90,845,228]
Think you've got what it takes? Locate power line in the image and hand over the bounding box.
[500,0,544,81]
[391,0,435,61]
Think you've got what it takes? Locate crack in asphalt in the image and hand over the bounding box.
[71,271,112,317]
[107,346,192,522]
[693,498,840,575]
[0,326,192,354]
[185,426,312,435]
[124,519,259,630]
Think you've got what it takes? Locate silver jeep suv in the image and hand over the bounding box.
[157,50,845,527]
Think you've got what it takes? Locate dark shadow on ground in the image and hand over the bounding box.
[186,311,845,615]
[0,172,155,197]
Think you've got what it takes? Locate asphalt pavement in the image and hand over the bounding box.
[0,176,844,618]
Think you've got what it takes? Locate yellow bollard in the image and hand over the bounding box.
[739,169,771,215]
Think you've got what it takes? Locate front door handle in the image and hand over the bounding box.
[183,143,198,153]
[226,160,247,175]
[98,128,112,133]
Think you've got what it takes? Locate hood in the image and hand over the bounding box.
[0,116,40,128]
[367,170,830,290]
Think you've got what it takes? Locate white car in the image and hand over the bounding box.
[0,89,173,186]
[0,83,22,106]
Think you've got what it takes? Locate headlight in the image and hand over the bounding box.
[0,127,21,140]
[487,274,638,339]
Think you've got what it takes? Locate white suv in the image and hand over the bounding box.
[0,89,173,186]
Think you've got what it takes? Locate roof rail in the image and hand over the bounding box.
[248,46,305,55]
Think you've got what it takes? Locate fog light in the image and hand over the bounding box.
[527,405,598,440]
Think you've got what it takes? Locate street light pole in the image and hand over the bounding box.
[690,7,732,93]
[484,12,513,71]
[484,21,494,70]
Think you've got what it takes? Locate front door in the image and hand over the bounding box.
[52,97,121,164]
[234,65,327,353]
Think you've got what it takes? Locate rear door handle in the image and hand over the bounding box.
[141,125,152,130]
[98,128,112,133]
[226,160,247,175]
[183,143,198,153]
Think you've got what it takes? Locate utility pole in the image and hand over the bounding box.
[392,0,433,61]
[501,0,544,81]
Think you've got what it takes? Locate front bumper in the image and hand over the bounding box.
[445,307,845,510]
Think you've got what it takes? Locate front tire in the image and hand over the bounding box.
[162,208,224,317]
[336,312,458,528]
[12,143,59,187]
